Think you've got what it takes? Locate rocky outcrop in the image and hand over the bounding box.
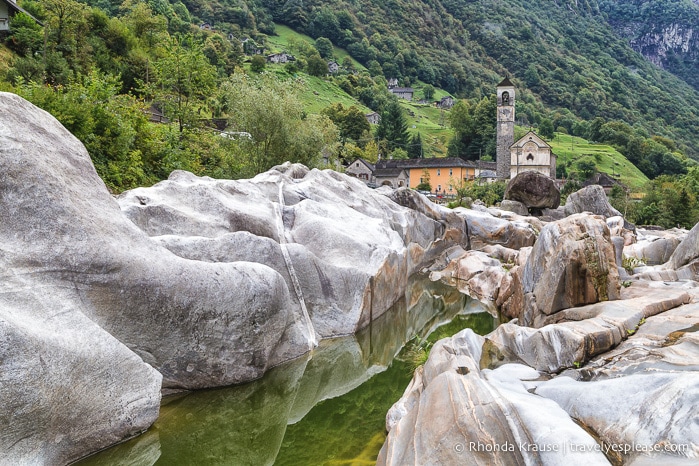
[453,207,537,251]
[119,167,467,339]
[0,92,163,464]
[500,199,528,216]
[564,184,623,218]
[379,330,610,466]
[499,214,620,326]
[381,281,699,465]
[0,93,468,463]
[666,220,699,270]
[625,228,685,266]
[503,171,560,211]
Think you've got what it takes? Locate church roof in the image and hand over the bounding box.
[510,131,551,149]
[497,77,514,88]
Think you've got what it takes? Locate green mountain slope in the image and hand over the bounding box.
[165,0,699,158]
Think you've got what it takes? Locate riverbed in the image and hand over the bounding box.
[77,277,495,465]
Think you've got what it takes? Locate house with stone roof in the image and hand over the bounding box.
[389,87,414,101]
[345,158,375,183]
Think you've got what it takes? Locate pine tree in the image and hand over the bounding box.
[376,99,409,152]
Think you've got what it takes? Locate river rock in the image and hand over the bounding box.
[453,207,537,250]
[666,221,699,270]
[503,171,561,210]
[120,167,467,339]
[383,279,699,466]
[429,250,508,304]
[500,199,528,216]
[499,214,621,326]
[0,92,164,464]
[379,329,609,465]
[564,185,622,218]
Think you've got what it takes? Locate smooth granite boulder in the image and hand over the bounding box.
[379,330,609,466]
[119,166,468,338]
[0,92,164,464]
[500,199,529,216]
[382,281,699,466]
[503,171,560,210]
[499,214,621,326]
[453,207,537,251]
[564,184,622,218]
[666,221,699,270]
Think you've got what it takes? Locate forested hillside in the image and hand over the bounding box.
[144,0,699,158]
[2,0,699,228]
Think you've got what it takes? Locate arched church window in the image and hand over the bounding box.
[526,153,534,161]
[502,92,509,105]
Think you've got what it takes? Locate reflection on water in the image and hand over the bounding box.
[77,276,495,466]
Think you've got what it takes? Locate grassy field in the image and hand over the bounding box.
[548,132,649,190]
[265,24,366,71]
[256,24,454,154]
[401,100,452,157]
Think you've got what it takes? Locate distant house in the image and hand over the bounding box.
[199,23,213,30]
[477,169,498,184]
[145,103,169,124]
[509,131,557,179]
[583,172,624,194]
[267,52,294,64]
[345,158,375,182]
[387,78,399,89]
[390,87,414,101]
[374,166,410,188]
[365,112,381,125]
[241,38,264,55]
[374,158,497,193]
[0,0,41,31]
[327,61,340,74]
[437,96,454,109]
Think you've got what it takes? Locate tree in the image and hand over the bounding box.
[448,99,474,158]
[250,55,266,73]
[222,74,339,176]
[574,158,596,181]
[306,53,328,77]
[145,35,218,133]
[376,99,409,152]
[416,169,431,191]
[539,118,554,139]
[423,84,435,101]
[321,103,370,142]
[408,132,423,158]
[315,37,333,59]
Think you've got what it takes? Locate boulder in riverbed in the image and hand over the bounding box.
[499,213,621,326]
[503,171,560,211]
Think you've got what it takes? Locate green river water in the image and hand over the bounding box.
[78,277,495,465]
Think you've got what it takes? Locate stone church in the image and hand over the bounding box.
[496,78,556,179]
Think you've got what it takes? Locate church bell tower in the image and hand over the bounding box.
[496,78,515,179]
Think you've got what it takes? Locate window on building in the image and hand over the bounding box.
[437,169,441,176]
[527,153,534,161]
[449,169,453,176]
[437,184,442,191]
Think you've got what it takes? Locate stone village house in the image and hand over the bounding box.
[365,112,381,125]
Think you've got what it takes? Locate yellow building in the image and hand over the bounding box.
[373,158,497,194]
